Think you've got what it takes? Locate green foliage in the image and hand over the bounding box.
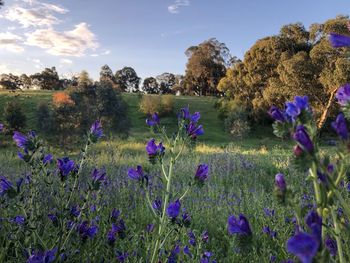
[222,100,250,138]
[36,102,55,134]
[142,77,160,94]
[4,100,26,132]
[30,67,61,90]
[184,38,229,95]
[139,95,174,116]
[115,67,141,93]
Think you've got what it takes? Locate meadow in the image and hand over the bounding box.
[0,90,344,263]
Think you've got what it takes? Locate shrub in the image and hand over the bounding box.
[139,95,174,116]
[223,100,250,138]
[4,101,26,132]
[52,92,74,106]
[36,102,55,134]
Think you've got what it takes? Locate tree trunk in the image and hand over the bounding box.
[317,87,338,131]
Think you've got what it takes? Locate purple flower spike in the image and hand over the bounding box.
[336,84,350,106]
[43,154,53,165]
[186,122,204,139]
[227,214,252,236]
[0,176,13,196]
[146,112,160,126]
[332,113,348,140]
[268,106,285,122]
[195,163,209,183]
[0,123,4,132]
[325,236,337,256]
[275,173,286,192]
[128,165,144,181]
[287,232,319,263]
[146,138,165,164]
[191,112,201,123]
[90,120,103,141]
[305,210,322,243]
[57,157,75,179]
[293,125,313,153]
[27,248,57,263]
[329,33,350,48]
[91,168,107,183]
[166,199,181,219]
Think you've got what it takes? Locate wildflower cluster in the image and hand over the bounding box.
[128,106,211,262]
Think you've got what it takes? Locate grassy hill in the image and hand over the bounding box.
[0,90,231,145]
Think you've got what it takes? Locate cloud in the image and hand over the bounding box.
[60,58,73,65]
[2,1,68,28]
[25,23,99,57]
[0,64,21,75]
[0,32,24,53]
[168,0,190,14]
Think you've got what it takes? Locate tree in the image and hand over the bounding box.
[156,73,175,94]
[19,74,32,89]
[142,77,159,94]
[31,67,62,90]
[77,70,93,87]
[115,67,141,92]
[0,74,21,91]
[184,38,230,95]
[99,64,117,87]
[4,101,26,131]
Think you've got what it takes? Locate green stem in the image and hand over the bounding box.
[331,208,345,263]
[65,141,89,209]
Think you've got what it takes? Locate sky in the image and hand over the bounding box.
[0,0,349,80]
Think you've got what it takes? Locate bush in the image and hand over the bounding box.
[36,102,55,134]
[4,101,26,132]
[223,100,250,138]
[139,95,174,116]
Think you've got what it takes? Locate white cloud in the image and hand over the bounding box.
[102,50,111,55]
[2,1,68,28]
[60,58,73,65]
[25,22,99,57]
[0,64,21,75]
[0,32,24,53]
[168,0,190,14]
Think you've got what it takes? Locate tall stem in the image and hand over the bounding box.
[331,208,345,263]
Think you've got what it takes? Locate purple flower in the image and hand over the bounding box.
[90,120,103,141]
[287,232,319,263]
[0,123,3,132]
[152,199,162,211]
[77,221,98,240]
[13,131,31,149]
[191,112,201,123]
[146,113,160,126]
[285,102,300,120]
[146,139,165,163]
[57,157,75,179]
[48,214,58,225]
[275,173,286,192]
[0,176,13,196]
[325,236,337,256]
[336,84,350,106]
[294,96,309,111]
[329,33,350,48]
[111,208,120,220]
[268,106,285,122]
[293,125,313,153]
[332,113,348,140]
[70,205,80,217]
[146,224,154,233]
[188,230,196,246]
[27,248,57,263]
[179,106,191,120]
[91,168,107,183]
[305,210,322,243]
[11,215,25,225]
[183,245,192,258]
[128,165,144,181]
[182,212,191,225]
[201,230,209,243]
[166,199,181,219]
[186,122,204,139]
[43,154,53,165]
[116,251,129,262]
[195,163,209,183]
[227,214,252,236]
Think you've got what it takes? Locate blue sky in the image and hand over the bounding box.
[0,0,349,80]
